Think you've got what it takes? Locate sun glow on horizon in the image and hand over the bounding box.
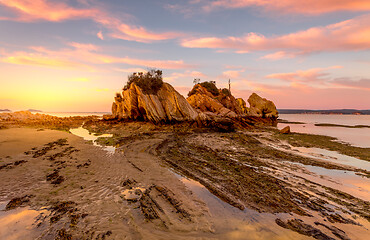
[0,0,369,111]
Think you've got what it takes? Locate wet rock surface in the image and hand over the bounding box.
[275,218,336,240]
[5,195,33,210]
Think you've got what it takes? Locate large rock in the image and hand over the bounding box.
[279,126,290,134]
[247,93,278,118]
[186,85,239,118]
[112,83,198,122]
[236,98,249,115]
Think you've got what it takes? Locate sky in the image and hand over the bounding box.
[0,0,369,112]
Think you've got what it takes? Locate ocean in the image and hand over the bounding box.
[42,112,110,118]
[278,114,370,148]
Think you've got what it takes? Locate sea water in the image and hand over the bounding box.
[278,114,370,147]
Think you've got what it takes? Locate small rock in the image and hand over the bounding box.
[280,126,290,134]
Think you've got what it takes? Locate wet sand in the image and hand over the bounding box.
[0,123,369,240]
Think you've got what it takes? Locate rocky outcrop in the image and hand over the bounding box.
[187,85,243,119]
[112,82,198,122]
[186,83,278,129]
[280,126,290,134]
[187,86,237,119]
[186,84,277,119]
[236,98,249,115]
[248,93,278,118]
[110,80,278,129]
[0,111,50,121]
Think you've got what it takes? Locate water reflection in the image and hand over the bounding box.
[69,127,115,154]
[172,172,308,240]
[278,114,370,148]
[296,164,370,201]
[0,205,47,240]
[292,147,370,171]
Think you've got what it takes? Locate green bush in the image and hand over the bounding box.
[188,81,219,97]
[221,88,231,96]
[123,69,163,94]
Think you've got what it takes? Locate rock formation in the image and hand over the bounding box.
[187,85,237,118]
[112,82,198,122]
[109,79,278,130]
[248,93,278,118]
[186,83,278,119]
[187,84,244,119]
[236,98,249,115]
[280,126,290,134]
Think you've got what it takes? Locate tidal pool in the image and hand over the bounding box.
[69,126,115,154]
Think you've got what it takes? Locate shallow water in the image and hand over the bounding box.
[292,146,370,171]
[292,162,370,201]
[0,204,48,240]
[171,172,308,240]
[69,126,115,154]
[264,141,370,201]
[278,114,370,147]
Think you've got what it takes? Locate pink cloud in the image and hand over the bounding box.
[266,66,342,83]
[231,78,370,109]
[181,14,370,56]
[0,0,180,43]
[0,43,194,70]
[1,52,90,69]
[332,78,370,90]
[265,66,370,92]
[97,31,104,40]
[260,51,295,60]
[222,70,244,79]
[205,0,370,15]
[164,71,207,82]
[0,0,97,21]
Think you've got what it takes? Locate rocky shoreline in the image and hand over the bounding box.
[1,112,369,239]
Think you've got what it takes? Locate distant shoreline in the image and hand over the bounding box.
[278,109,370,115]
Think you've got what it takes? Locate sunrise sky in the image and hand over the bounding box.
[1,0,369,112]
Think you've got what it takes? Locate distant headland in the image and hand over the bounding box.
[278,109,370,115]
[27,109,43,112]
[0,109,43,113]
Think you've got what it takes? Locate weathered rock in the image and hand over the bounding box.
[248,93,278,118]
[280,126,290,134]
[112,83,198,122]
[216,91,244,115]
[187,85,239,118]
[236,98,249,115]
[275,218,335,240]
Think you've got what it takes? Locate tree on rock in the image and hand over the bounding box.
[123,69,163,94]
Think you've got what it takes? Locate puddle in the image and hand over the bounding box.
[69,126,115,154]
[170,171,308,240]
[0,205,48,240]
[288,162,370,201]
[262,141,370,201]
[292,147,370,171]
[288,146,370,201]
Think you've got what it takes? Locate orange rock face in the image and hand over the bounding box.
[247,93,278,118]
[112,83,198,122]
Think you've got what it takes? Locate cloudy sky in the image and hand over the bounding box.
[1,0,369,112]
